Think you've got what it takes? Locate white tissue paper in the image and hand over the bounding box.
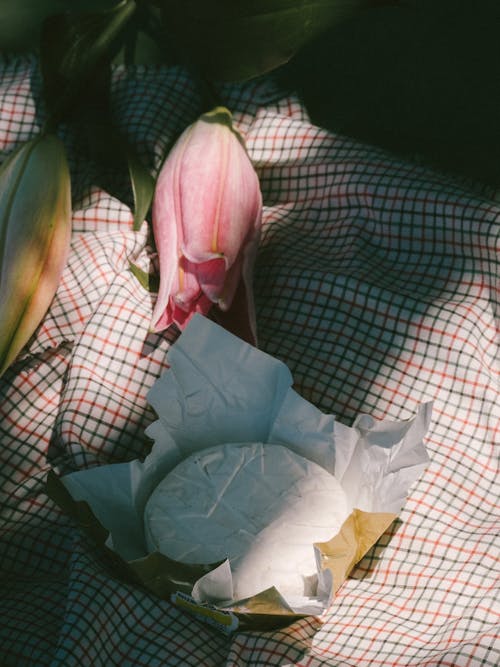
[60,314,431,615]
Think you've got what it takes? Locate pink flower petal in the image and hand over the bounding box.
[174,256,203,308]
[150,107,263,337]
[171,293,213,329]
[211,276,257,346]
[193,256,227,302]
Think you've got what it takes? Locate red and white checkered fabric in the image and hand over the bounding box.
[0,55,498,666]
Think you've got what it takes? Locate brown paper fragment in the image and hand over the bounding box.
[229,586,294,614]
[129,552,224,600]
[315,508,397,594]
[229,587,313,630]
[46,469,109,545]
[45,471,145,589]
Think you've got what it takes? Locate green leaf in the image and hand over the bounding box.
[128,150,155,231]
[129,262,159,293]
[39,0,154,227]
[158,0,368,81]
[40,0,136,126]
[113,2,167,66]
[0,0,119,52]
[71,104,154,229]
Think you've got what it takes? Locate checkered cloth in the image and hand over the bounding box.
[0,54,498,666]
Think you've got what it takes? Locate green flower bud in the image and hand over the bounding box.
[0,134,71,376]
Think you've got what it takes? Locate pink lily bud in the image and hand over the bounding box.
[151,106,262,342]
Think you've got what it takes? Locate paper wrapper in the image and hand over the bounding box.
[47,314,431,633]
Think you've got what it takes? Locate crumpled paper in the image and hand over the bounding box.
[52,314,431,627]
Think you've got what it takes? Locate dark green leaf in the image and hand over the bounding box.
[129,262,159,293]
[128,150,155,231]
[158,0,368,81]
[40,0,136,125]
[71,105,155,228]
[283,3,500,186]
[0,0,120,52]
[113,3,167,65]
[39,0,155,223]
[69,61,119,166]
